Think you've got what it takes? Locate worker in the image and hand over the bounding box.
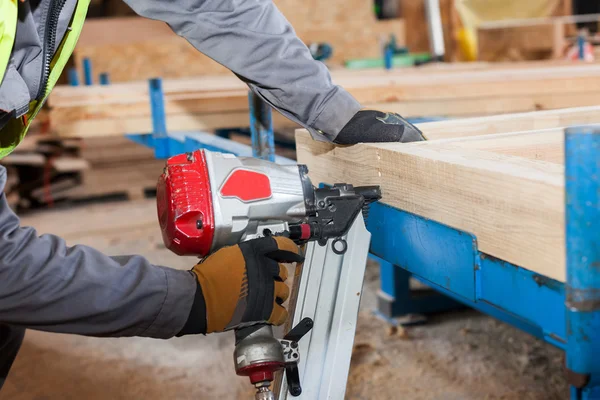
[0,0,425,390]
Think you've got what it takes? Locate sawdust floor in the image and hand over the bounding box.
[2,199,568,400]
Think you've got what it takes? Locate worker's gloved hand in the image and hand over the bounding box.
[333,109,426,145]
[178,237,303,335]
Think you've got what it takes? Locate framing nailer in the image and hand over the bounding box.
[156,149,380,399]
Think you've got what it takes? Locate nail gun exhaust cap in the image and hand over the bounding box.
[157,150,215,256]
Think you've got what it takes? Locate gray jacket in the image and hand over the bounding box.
[0,0,360,338]
[0,0,361,141]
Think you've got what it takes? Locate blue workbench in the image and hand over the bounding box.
[368,126,600,400]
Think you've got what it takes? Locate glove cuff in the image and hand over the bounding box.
[176,277,208,336]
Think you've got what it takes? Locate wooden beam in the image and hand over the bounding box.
[416,105,600,140]
[295,130,565,282]
[477,14,600,62]
[48,64,600,138]
[423,129,564,164]
[55,111,293,138]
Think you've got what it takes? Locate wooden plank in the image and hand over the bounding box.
[477,14,600,62]
[48,64,600,138]
[478,24,557,61]
[424,129,564,164]
[0,155,89,171]
[52,158,90,172]
[417,105,600,140]
[53,92,600,138]
[294,130,565,282]
[54,111,293,138]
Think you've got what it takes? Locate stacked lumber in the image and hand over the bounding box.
[0,134,90,211]
[79,136,157,168]
[48,62,600,138]
[73,0,404,82]
[401,0,571,61]
[73,136,164,200]
[295,105,600,283]
[477,14,600,61]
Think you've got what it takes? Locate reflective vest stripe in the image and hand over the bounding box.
[0,0,91,158]
[0,0,18,82]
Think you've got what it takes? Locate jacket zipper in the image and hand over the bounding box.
[36,0,69,100]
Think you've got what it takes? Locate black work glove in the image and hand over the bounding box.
[333,109,426,145]
[178,236,304,336]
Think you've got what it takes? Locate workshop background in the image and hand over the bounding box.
[2,0,600,398]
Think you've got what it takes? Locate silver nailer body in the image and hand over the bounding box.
[156,149,381,399]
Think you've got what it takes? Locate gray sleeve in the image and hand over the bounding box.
[0,167,196,339]
[123,0,361,142]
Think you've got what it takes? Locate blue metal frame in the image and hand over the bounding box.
[368,125,600,399]
[565,126,600,399]
[384,47,393,70]
[82,58,93,86]
[70,59,281,162]
[147,78,170,159]
[122,75,293,163]
[68,68,79,86]
[248,91,275,162]
[368,203,567,348]
[99,73,110,86]
[578,34,586,61]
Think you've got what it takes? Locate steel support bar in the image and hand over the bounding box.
[99,73,110,85]
[148,78,169,159]
[127,131,294,165]
[373,255,464,324]
[68,68,79,86]
[565,125,600,398]
[248,91,275,162]
[83,58,93,86]
[368,203,567,348]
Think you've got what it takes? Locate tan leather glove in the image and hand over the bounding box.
[178,236,303,335]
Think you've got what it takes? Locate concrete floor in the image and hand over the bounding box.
[2,199,568,399]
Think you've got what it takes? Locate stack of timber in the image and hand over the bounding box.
[477,14,600,62]
[295,105,600,283]
[0,135,90,211]
[40,134,296,206]
[48,62,600,138]
[66,136,165,202]
[73,0,404,82]
[401,0,571,62]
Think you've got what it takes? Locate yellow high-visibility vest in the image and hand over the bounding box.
[0,0,90,158]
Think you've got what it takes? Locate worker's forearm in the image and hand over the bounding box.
[0,168,196,338]
[124,0,361,141]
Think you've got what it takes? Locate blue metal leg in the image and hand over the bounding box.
[68,68,79,86]
[565,126,600,398]
[248,91,275,162]
[215,129,231,139]
[148,78,169,159]
[373,255,465,325]
[578,34,586,61]
[83,58,93,86]
[99,73,110,85]
[384,47,393,70]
